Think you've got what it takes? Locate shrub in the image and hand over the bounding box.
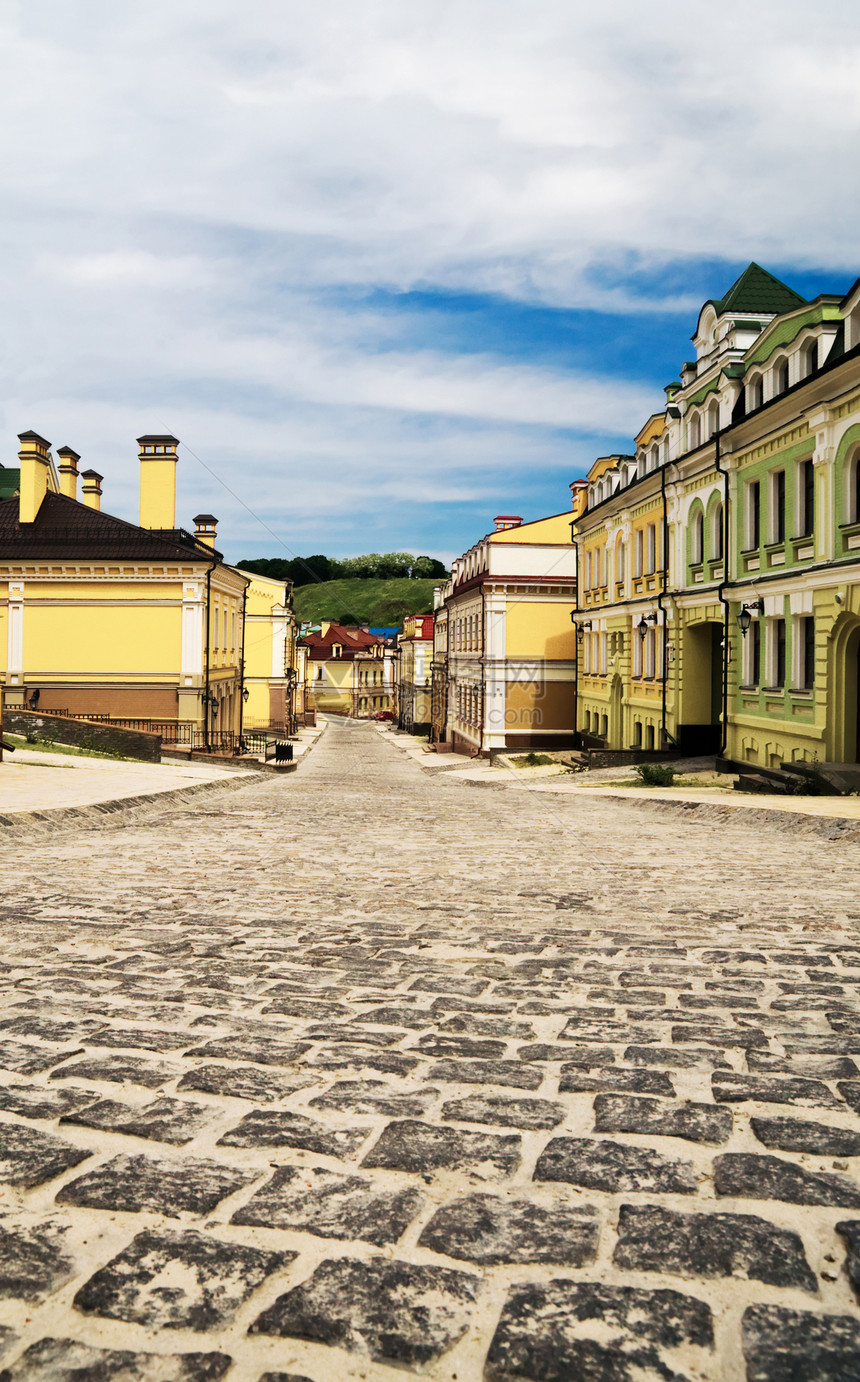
[635,762,676,787]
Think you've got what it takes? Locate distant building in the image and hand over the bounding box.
[233,568,302,733]
[300,621,393,717]
[395,613,434,733]
[433,504,583,754]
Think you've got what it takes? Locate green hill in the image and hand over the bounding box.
[293,577,439,627]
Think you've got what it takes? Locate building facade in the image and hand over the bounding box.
[0,432,248,735]
[301,622,393,717]
[395,613,433,733]
[235,568,301,733]
[573,263,860,769]
[433,509,580,754]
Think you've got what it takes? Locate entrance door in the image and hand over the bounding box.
[679,620,723,756]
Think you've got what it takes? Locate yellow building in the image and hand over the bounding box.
[234,568,301,733]
[395,613,434,733]
[301,622,392,717]
[434,504,583,754]
[0,431,248,742]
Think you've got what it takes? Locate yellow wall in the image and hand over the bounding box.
[490,511,573,545]
[24,604,181,676]
[505,600,576,660]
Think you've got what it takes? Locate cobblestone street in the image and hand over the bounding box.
[1,717,860,1380]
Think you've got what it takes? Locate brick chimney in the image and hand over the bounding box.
[17,431,51,524]
[138,434,179,529]
[81,469,103,511]
[493,515,522,531]
[193,513,218,550]
[56,446,80,501]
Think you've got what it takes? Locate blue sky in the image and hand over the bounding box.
[2,2,860,565]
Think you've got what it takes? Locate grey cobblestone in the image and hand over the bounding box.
[1,716,860,1379]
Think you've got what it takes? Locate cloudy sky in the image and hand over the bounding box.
[3,1,859,564]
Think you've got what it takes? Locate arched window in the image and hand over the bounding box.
[748,374,763,411]
[712,500,724,560]
[688,412,701,450]
[662,435,670,464]
[690,507,704,565]
[847,447,860,525]
[801,338,818,379]
[649,445,659,473]
[615,534,625,584]
[773,357,790,396]
[707,400,719,438]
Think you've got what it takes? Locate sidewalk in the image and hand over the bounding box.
[377,723,860,824]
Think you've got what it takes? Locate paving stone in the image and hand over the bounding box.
[57,1153,256,1217]
[835,1220,860,1304]
[362,1119,520,1178]
[0,1085,99,1121]
[301,1024,400,1047]
[185,1037,310,1066]
[518,1043,616,1065]
[232,1164,422,1245]
[613,1204,816,1291]
[624,1044,731,1069]
[672,1024,768,1048]
[0,1124,91,1188]
[0,1221,76,1302]
[249,1257,479,1367]
[49,1055,180,1088]
[534,1137,697,1194]
[73,1228,291,1330]
[784,1034,860,1054]
[751,1116,860,1156]
[300,1046,419,1075]
[742,1304,860,1382]
[412,1034,507,1059]
[60,1096,215,1145]
[713,1153,860,1207]
[418,1193,600,1265]
[428,1058,544,1090]
[838,1081,860,1114]
[712,1072,841,1108]
[258,1375,314,1382]
[0,1337,231,1380]
[593,1094,732,1144]
[0,1042,80,1075]
[85,1027,194,1051]
[410,975,488,995]
[441,1093,565,1130]
[560,1067,675,1095]
[217,1111,369,1158]
[260,998,353,1021]
[308,1079,437,1118]
[748,1050,860,1078]
[558,1020,657,1044]
[485,1280,713,1382]
[176,1062,318,1103]
[0,1016,101,1042]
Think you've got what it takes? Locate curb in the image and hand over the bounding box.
[0,769,266,838]
[566,790,860,843]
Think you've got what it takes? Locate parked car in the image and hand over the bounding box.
[374,710,395,721]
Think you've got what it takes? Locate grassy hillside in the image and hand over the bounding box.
[293,577,438,626]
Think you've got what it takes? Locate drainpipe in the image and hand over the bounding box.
[203,557,217,752]
[657,464,680,750]
[713,426,731,758]
[237,583,248,747]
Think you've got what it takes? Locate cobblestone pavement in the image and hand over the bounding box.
[1,717,860,1381]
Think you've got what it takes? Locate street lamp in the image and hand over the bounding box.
[738,599,764,635]
[638,613,658,639]
[242,687,250,703]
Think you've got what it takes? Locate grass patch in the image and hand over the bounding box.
[510,752,557,768]
[635,762,676,787]
[3,734,139,763]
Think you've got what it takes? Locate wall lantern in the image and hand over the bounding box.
[242,687,250,703]
[738,599,764,635]
[637,613,658,639]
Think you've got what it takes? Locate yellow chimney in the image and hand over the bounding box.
[138,434,179,529]
[81,469,103,511]
[56,446,80,500]
[193,513,218,550]
[17,430,51,523]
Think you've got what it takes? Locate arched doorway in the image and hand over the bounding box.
[679,620,723,755]
[830,615,860,763]
[609,674,622,748]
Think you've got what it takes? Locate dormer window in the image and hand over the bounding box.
[707,400,719,439]
[332,644,342,658]
[801,338,818,379]
[748,374,763,411]
[688,413,701,450]
[773,356,790,396]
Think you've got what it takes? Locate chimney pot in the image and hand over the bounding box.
[17,430,52,523]
[138,433,179,529]
[56,446,81,501]
[81,469,103,511]
[493,515,522,531]
[193,513,218,550]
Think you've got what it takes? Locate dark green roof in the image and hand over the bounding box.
[0,468,19,501]
[714,263,806,316]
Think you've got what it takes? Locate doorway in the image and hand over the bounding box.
[679,620,723,755]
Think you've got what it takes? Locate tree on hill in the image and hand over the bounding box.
[239,552,448,585]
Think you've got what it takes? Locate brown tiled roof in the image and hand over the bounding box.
[300,622,385,660]
[0,492,222,562]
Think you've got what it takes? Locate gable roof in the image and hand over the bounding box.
[300,622,385,657]
[0,491,223,563]
[714,263,807,316]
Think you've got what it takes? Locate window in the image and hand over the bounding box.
[645,724,655,749]
[689,413,701,449]
[645,524,656,575]
[691,509,704,565]
[851,451,860,524]
[332,644,342,658]
[768,618,786,688]
[707,401,719,439]
[801,339,818,378]
[600,714,608,739]
[644,627,656,679]
[634,530,644,577]
[774,357,790,395]
[615,537,625,584]
[798,616,815,689]
[746,480,760,550]
[744,619,761,686]
[600,633,608,675]
[748,374,763,411]
[712,501,724,560]
[632,720,642,747]
[632,632,642,678]
[662,435,670,464]
[585,551,592,589]
[798,458,815,538]
[771,470,786,543]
